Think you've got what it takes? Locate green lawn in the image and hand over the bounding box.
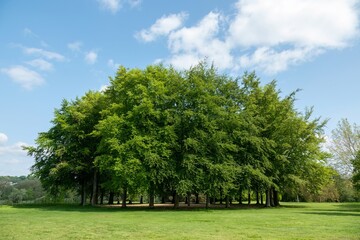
[0,202,359,239]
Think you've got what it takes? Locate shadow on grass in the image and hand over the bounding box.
[302,211,360,217]
[299,203,360,217]
[335,203,360,212]
[13,202,357,213]
[10,203,270,213]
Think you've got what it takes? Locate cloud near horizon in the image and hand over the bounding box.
[136,0,359,74]
[0,133,8,145]
[0,133,32,176]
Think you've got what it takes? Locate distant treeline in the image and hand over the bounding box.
[0,176,44,204]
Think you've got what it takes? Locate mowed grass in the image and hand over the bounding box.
[0,202,359,239]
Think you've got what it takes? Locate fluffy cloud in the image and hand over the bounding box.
[100,84,109,92]
[26,58,53,71]
[0,140,32,176]
[0,133,8,145]
[98,0,121,14]
[239,47,324,74]
[23,47,65,61]
[67,41,82,52]
[1,66,44,90]
[98,0,142,13]
[229,0,358,48]
[128,0,141,8]
[108,59,120,70]
[85,51,98,64]
[137,0,359,74]
[136,12,188,42]
[167,12,233,70]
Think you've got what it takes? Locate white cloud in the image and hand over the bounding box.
[68,41,82,52]
[23,47,65,61]
[85,51,98,64]
[23,28,37,38]
[136,12,188,42]
[0,133,8,145]
[128,0,141,8]
[238,47,324,74]
[138,0,359,74]
[1,66,44,90]
[0,141,32,176]
[98,0,121,14]
[100,84,109,92]
[167,12,233,70]
[23,28,49,47]
[26,58,53,71]
[229,0,358,48]
[108,59,120,70]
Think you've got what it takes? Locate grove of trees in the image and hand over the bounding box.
[25,63,334,207]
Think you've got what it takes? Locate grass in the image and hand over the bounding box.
[0,202,359,239]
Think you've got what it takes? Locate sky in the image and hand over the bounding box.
[1,0,360,176]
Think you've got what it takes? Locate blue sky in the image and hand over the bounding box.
[1,0,360,176]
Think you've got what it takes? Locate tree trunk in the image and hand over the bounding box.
[161,196,165,204]
[239,187,242,205]
[100,188,104,205]
[195,193,200,204]
[265,188,271,207]
[174,192,179,208]
[206,195,210,209]
[220,188,223,205]
[270,187,275,207]
[260,192,263,205]
[91,169,98,206]
[122,186,127,208]
[149,182,155,208]
[108,191,114,205]
[225,195,229,208]
[171,191,176,204]
[273,188,279,206]
[81,179,86,206]
[256,190,260,205]
[247,189,251,205]
[140,195,143,204]
[187,192,191,207]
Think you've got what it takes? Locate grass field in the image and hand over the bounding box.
[0,202,359,239]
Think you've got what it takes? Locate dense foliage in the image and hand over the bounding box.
[26,63,331,207]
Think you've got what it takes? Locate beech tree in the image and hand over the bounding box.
[26,63,329,207]
[26,91,104,205]
[95,66,178,207]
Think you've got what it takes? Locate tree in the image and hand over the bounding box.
[26,91,104,205]
[95,65,177,207]
[328,119,360,177]
[352,151,360,191]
